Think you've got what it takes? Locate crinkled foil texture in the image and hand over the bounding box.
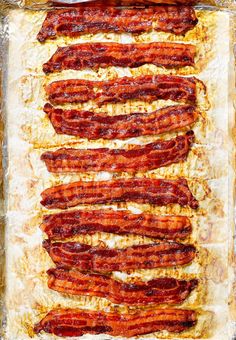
[2,0,236,11]
[0,5,236,340]
[0,8,7,340]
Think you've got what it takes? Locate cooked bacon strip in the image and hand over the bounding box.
[43,240,196,271]
[43,42,196,73]
[46,75,198,106]
[47,268,198,305]
[41,131,194,173]
[44,103,198,140]
[35,308,197,337]
[40,178,199,210]
[41,209,192,240]
[37,7,198,42]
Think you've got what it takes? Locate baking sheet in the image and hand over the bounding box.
[0,4,236,340]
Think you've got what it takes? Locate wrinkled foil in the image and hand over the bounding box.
[1,0,236,9]
[0,2,235,340]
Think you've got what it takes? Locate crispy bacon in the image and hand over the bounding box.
[43,42,196,73]
[40,178,199,210]
[47,268,198,305]
[37,7,198,43]
[41,131,194,173]
[41,209,192,240]
[44,103,198,140]
[43,240,196,271]
[35,308,197,337]
[46,75,198,106]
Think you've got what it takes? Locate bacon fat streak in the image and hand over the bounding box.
[46,75,199,106]
[41,131,194,173]
[41,208,192,240]
[44,103,198,140]
[43,240,196,271]
[47,267,198,305]
[43,42,196,73]
[37,6,198,42]
[40,178,199,210]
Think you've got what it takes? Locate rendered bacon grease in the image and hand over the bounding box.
[37,6,198,42]
[46,75,199,106]
[47,268,198,305]
[43,42,196,73]
[44,103,198,139]
[41,131,194,173]
[41,209,192,240]
[40,178,199,209]
[43,240,196,271]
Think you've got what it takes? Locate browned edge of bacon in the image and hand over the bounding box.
[43,42,196,73]
[40,130,194,173]
[45,75,199,106]
[37,6,198,43]
[43,240,196,271]
[44,103,199,140]
[47,267,198,305]
[34,308,197,337]
[41,209,192,240]
[40,177,199,210]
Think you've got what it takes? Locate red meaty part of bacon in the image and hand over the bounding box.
[43,42,196,73]
[47,268,198,305]
[34,308,197,337]
[37,6,198,42]
[41,209,192,240]
[44,103,198,140]
[46,75,199,106]
[40,177,199,210]
[46,78,95,104]
[41,131,194,173]
[43,240,196,271]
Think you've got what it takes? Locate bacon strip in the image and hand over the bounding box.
[44,103,198,140]
[40,178,199,210]
[46,75,199,106]
[43,42,196,73]
[47,268,198,305]
[41,209,192,240]
[43,240,196,271]
[41,131,194,173]
[35,308,197,337]
[37,7,198,42]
